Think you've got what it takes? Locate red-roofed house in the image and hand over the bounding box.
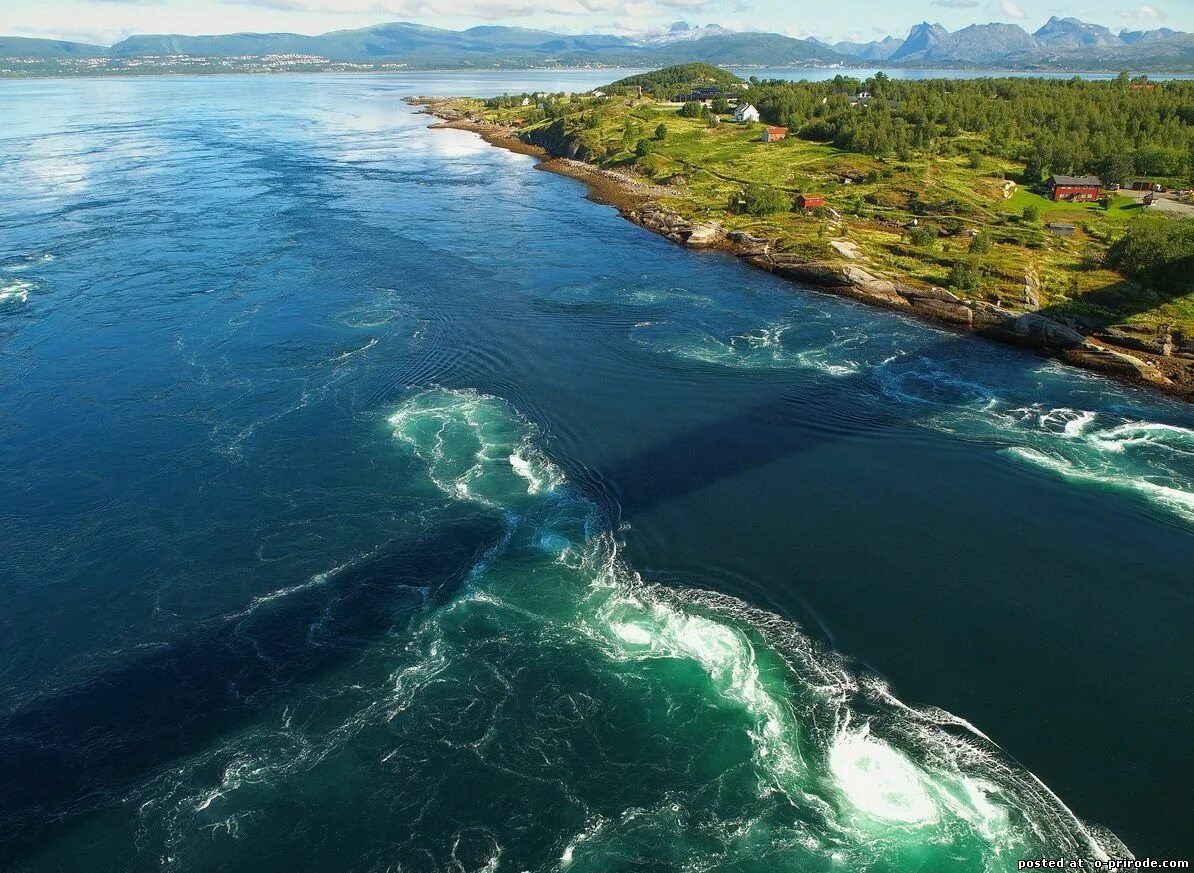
[760,126,788,143]
[795,193,825,209]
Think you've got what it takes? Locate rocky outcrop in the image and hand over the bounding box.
[1092,325,1173,357]
[628,204,723,247]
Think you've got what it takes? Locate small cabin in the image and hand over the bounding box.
[760,126,788,143]
[795,193,825,209]
[1143,192,1158,206]
[1047,222,1076,236]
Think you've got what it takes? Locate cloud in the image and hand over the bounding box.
[932,0,979,7]
[993,0,1026,18]
[1116,4,1166,19]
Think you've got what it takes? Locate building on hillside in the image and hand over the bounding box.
[1047,222,1076,236]
[1046,175,1102,202]
[760,126,788,143]
[734,103,760,124]
[795,193,825,209]
[1143,192,1158,206]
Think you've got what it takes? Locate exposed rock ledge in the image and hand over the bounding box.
[741,253,1170,386]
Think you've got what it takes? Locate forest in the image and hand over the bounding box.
[747,72,1193,185]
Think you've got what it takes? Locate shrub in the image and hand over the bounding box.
[1022,204,1041,223]
[948,261,983,292]
[654,123,668,140]
[969,232,993,254]
[731,184,791,216]
[635,138,654,157]
[907,225,939,247]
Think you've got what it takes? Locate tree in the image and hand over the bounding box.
[712,96,731,114]
[1108,215,1194,292]
[1023,154,1046,185]
[1097,152,1134,186]
[654,123,668,140]
[635,138,654,157]
[679,101,703,118]
[969,232,993,254]
[1022,204,1041,223]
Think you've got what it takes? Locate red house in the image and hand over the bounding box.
[795,193,825,209]
[760,126,788,143]
[1046,174,1102,202]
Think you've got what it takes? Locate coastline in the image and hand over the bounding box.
[412,97,1194,403]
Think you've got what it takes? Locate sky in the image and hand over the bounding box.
[1,0,1190,47]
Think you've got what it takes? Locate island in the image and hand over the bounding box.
[411,63,1194,399]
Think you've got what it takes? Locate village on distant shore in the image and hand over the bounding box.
[415,63,1194,398]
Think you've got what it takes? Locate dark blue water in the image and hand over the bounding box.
[2,73,1192,871]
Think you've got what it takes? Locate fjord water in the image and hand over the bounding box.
[2,74,1193,871]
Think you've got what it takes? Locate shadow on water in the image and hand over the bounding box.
[0,515,505,865]
[598,319,982,517]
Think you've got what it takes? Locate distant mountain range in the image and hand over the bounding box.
[0,17,1190,72]
[832,16,1192,66]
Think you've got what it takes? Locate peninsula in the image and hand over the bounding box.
[413,64,1194,399]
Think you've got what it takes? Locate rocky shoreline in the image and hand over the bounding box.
[410,97,1194,402]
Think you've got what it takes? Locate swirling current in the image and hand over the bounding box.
[1,73,1192,871]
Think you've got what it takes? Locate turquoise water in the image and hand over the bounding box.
[1,74,1192,871]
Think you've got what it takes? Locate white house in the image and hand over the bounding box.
[734,103,760,124]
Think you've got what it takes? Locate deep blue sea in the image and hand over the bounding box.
[1,72,1193,871]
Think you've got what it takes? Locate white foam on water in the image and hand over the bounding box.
[0,278,34,304]
[0,253,53,271]
[635,320,861,376]
[388,387,563,509]
[587,581,806,788]
[1087,421,1194,456]
[828,721,939,826]
[1006,447,1194,523]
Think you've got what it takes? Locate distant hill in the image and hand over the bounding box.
[833,36,902,61]
[0,36,106,58]
[889,22,950,62]
[1033,16,1121,48]
[916,22,1039,63]
[1120,28,1181,44]
[606,63,741,95]
[1,17,1190,73]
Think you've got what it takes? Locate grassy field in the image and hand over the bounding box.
[452,96,1193,338]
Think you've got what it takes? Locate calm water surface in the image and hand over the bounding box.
[1,74,1193,871]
